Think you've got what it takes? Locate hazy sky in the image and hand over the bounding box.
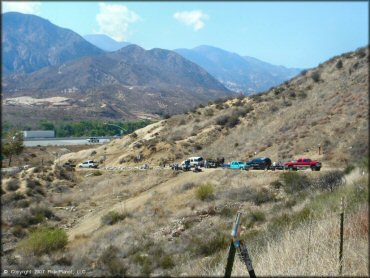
[2,1,368,68]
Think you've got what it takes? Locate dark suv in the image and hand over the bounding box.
[245,157,272,170]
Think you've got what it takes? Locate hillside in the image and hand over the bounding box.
[2,45,233,126]
[64,46,368,168]
[175,45,301,94]
[1,47,368,276]
[2,12,103,75]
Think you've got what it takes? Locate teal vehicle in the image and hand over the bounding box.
[229,161,249,170]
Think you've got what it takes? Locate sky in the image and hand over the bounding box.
[2,1,369,68]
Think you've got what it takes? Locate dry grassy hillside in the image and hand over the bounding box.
[2,47,368,277]
[62,47,368,168]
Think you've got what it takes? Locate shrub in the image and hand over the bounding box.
[133,253,153,276]
[12,211,36,227]
[312,171,344,192]
[6,179,20,191]
[16,199,30,208]
[269,207,311,234]
[204,109,214,117]
[300,69,307,76]
[253,188,275,205]
[101,211,129,225]
[215,103,224,110]
[252,94,263,102]
[336,60,343,69]
[98,245,126,276]
[17,227,68,255]
[92,171,103,176]
[181,182,195,191]
[25,179,41,189]
[246,210,266,228]
[54,166,74,181]
[11,225,27,238]
[288,90,296,98]
[196,183,215,201]
[269,105,279,112]
[281,172,311,193]
[160,254,175,269]
[192,231,228,256]
[297,91,307,98]
[130,132,138,139]
[2,192,25,206]
[219,206,237,218]
[215,115,229,126]
[226,115,240,128]
[344,164,355,175]
[194,144,202,151]
[270,180,283,189]
[311,72,321,82]
[30,206,54,220]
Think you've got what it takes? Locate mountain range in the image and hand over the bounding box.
[175,45,301,94]
[2,12,303,126]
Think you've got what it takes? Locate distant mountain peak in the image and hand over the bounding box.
[83,34,131,52]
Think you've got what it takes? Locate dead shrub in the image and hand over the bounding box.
[311,71,321,82]
[6,179,20,191]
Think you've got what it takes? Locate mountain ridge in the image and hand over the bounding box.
[175,45,302,94]
[2,12,103,75]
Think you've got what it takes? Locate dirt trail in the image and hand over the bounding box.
[67,169,214,240]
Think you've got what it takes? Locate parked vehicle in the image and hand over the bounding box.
[188,156,204,167]
[62,162,76,170]
[87,137,99,143]
[78,160,99,168]
[230,161,249,170]
[284,157,321,171]
[245,157,272,170]
[222,163,231,168]
[181,159,191,171]
[270,161,285,171]
[204,159,218,168]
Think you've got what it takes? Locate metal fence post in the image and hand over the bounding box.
[339,197,344,275]
[224,240,236,278]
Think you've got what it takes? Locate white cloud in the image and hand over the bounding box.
[96,3,140,42]
[2,1,42,15]
[173,10,209,31]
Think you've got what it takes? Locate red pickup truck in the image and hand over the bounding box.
[284,157,322,171]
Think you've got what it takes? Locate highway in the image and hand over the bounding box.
[23,137,112,147]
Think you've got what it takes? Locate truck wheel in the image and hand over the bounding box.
[288,166,293,171]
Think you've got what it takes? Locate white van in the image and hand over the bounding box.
[188,156,204,167]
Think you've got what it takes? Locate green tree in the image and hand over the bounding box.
[39,121,55,130]
[2,129,24,167]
